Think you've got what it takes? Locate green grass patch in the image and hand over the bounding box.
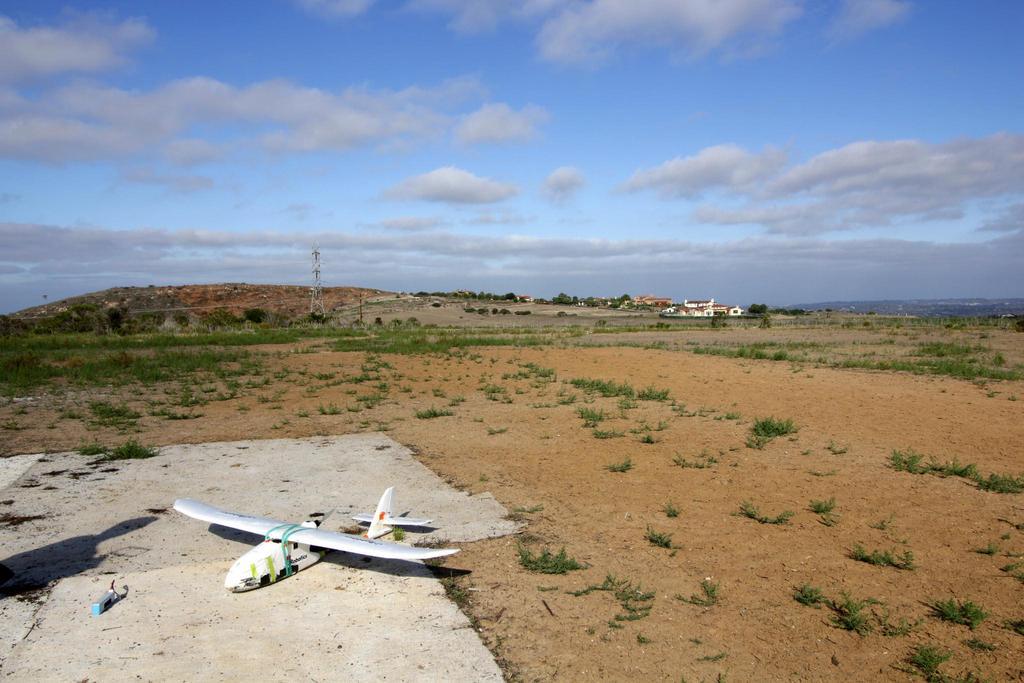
[517,545,583,574]
[906,645,951,682]
[636,385,670,401]
[829,592,876,635]
[890,449,1023,494]
[101,440,159,461]
[570,574,654,622]
[569,377,635,398]
[644,527,673,549]
[850,544,916,570]
[663,502,680,518]
[576,406,607,427]
[739,500,794,525]
[606,457,633,473]
[415,406,453,419]
[930,598,988,629]
[678,578,720,607]
[793,583,825,607]
[88,401,141,430]
[592,428,625,439]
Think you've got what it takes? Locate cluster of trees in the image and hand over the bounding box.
[748,304,808,316]
[0,304,299,337]
[415,290,520,301]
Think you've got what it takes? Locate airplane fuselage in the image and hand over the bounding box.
[225,539,325,592]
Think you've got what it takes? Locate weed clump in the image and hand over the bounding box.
[830,593,875,635]
[746,416,797,449]
[794,583,826,607]
[850,544,916,570]
[678,578,720,606]
[102,440,159,461]
[415,406,453,419]
[605,457,633,473]
[739,500,794,525]
[906,645,951,682]
[644,527,673,549]
[517,545,583,574]
[570,574,654,622]
[930,598,988,629]
[890,449,1024,494]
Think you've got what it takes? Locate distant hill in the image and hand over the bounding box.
[10,283,391,320]
[789,298,1024,317]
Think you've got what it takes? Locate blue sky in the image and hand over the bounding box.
[1,0,1022,312]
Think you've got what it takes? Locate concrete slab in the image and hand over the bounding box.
[0,434,516,681]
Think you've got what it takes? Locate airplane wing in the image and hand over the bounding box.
[352,514,433,527]
[174,499,458,561]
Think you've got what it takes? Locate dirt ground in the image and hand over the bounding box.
[2,326,1023,681]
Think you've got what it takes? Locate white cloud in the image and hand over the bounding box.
[536,0,802,64]
[623,144,786,198]
[121,167,215,193]
[409,0,801,64]
[0,76,480,164]
[455,103,548,145]
[386,166,518,204]
[292,0,375,18]
[632,134,1024,235]
[827,0,911,43]
[365,217,446,231]
[163,139,223,166]
[542,166,585,202]
[407,0,560,33]
[0,13,153,83]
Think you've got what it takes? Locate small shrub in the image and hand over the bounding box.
[415,406,453,419]
[576,406,606,427]
[318,403,341,415]
[680,578,719,606]
[606,457,633,473]
[964,638,996,652]
[809,497,836,514]
[907,645,951,682]
[103,440,159,461]
[850,544,916,570]
[645,527,672,548]
[517,545,583,574]
[663,502,680,518]
[975,473,1024,494]
[794,583,825,607]
[751,416,798,439]
[830,593,874,635]
[637,385,670,401]
[930,598,988,629]
[739,500,793,525]
[77,442,108,456]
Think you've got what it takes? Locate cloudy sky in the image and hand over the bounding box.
[1,1,1022,312]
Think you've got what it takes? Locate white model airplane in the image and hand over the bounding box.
[173,488,457,592]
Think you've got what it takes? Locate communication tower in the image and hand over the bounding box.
[310,244,326,317]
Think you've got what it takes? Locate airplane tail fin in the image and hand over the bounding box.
[366,486,394,539]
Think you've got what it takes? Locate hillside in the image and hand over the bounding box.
[10,283,392,320]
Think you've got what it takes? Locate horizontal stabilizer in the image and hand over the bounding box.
[352,514,433,527]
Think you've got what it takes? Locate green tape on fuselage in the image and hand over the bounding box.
[266,556,276,583]
[250,563,258,580]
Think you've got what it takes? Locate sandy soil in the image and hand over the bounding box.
[2,330,1022,681]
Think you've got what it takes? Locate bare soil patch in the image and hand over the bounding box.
[1,325,1022,681]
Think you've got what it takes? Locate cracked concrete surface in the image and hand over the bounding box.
[0,434,516,681]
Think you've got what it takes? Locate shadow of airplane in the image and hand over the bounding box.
[0,516,157,594]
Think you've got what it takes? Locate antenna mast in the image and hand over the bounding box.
[310,244,326,317]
